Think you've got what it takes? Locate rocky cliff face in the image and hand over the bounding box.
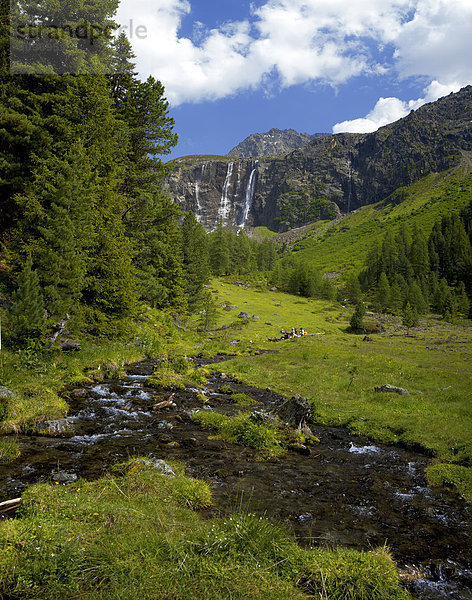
[227,128,329,158]
[165,86,472,232]
[165,158,260,229]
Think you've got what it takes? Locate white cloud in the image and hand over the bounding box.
[116,0,472,106]
[394,0,472,85]
[332,80,462,134]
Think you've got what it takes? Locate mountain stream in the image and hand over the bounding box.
[0,357,470,600]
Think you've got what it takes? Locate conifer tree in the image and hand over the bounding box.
[256,239,277,271]
[345,275,362,304]
[350,302,365,331]
[129,190,186,311]
[181,212,210,312]
[16,142,95,318]
[409,229,429,277]
[406,280,427,314]
[8,255,45,344]
[455,282,470,317]
[432,278,450,314]
[402,302,418,333]
[197,290,218,332]
[231,231,254,275]
[388,281,403,313]
[375,272,390,312]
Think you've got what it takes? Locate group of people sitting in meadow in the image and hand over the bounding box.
[280,327,308,339]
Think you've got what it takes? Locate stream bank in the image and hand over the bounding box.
[0,357,471,599]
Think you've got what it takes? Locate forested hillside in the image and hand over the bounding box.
[0,1,187,342]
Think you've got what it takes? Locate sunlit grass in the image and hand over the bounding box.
[0,460,407,600]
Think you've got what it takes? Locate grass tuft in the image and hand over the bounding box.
[426,463,472,503]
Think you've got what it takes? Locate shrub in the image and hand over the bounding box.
[350,302,365,331]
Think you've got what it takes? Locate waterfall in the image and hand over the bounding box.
[194,181,202,222]
[217,162,234,225]
[194,163,207,223]
[239,161,258,227]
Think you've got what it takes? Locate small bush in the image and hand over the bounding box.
[147,367,186,391]
[298,546,408,600]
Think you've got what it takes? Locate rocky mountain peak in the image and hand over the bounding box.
[227,128,329,158]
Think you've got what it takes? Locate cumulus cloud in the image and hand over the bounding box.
[116,0,472,107]
[332,80,462,134]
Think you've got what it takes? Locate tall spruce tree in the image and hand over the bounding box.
[8,255,45,344]
[129,190,186,311]
[375,272,390,312]
[15,142,95,319]
[181,212,209,312]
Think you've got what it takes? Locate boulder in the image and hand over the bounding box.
[272,394,314,428]
[288,443,311,456]
[51,470,78,484]
[35,418,74,436]
[249,410,279,426]
[69,388,89,399]
[60,339,82,351]
[252,315,260,320]
[0,386,17,400]
[374,384,409,395]
[238,312,250,319]
[130,458,175,477]
[296,513,313,523]
[182,437,200,448]
[226,305,238,310]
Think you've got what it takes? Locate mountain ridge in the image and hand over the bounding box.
[227,128,330,158]
[165,86,472,232]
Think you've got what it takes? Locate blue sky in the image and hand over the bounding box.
[115,0,472,160]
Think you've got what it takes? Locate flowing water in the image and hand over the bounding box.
[0,358,471,599]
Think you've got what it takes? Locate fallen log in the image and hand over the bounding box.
[0,497,21,513]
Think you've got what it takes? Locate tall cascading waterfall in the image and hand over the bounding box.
[194,163,207,222]
[239,160,258,227]
[217,162,234,225]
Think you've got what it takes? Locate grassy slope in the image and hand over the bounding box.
[203,280,472,501]
[249,226,278,240]
[288,163,472,277]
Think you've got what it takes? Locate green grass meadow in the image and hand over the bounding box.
[203,279,472,501]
